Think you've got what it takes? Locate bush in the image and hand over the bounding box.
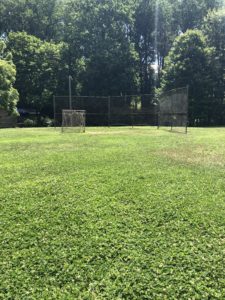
[24,119,36,127]
[41,117,54,127]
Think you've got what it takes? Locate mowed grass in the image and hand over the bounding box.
[0,127,225,299]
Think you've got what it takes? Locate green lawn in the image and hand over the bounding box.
[0,127,225,299]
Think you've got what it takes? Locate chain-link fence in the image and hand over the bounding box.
[53,95,157,127]
[158,87,189,133]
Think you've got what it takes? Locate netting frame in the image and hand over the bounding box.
[53,94,157,127]
[61,109,86,133]
[157,86,189,134]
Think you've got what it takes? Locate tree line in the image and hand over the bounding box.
[0,0,224,126]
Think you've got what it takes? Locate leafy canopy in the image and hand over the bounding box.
[0,41,19,114]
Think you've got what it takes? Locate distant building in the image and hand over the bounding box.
[0,108,17,128]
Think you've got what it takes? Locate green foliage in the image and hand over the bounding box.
[23,118,36,127]
[161,30,208,87]
[0,0,61,40]
[134,0,156,94]
[0,40,19,115]
[7,32,65,112]
[0,127,225,298]
[202,9,225,124]
[134,0,176,90]
[160,30,215,125]
[171,0,224,32]
[203,8,225,49]
[1,0,225,123]
[62,0,139,95]
[41,116,54,127]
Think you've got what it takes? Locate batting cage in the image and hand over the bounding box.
[53,95,157,127]
[157,87,189,133]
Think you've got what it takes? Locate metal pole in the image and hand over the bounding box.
[69,75,72,110]
[156,96,160,129]
[131,96,134,129]
[170,94,173,131]
[53,96,56,129]
[186,85,189,134]
[108,96,111,127]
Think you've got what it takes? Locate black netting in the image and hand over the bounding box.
[54,95,157,127]
[62,110,86,132]
[158,87,188,133]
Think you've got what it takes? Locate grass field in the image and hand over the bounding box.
[0,127,225,299]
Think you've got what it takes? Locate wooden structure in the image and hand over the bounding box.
[0,109,17,128]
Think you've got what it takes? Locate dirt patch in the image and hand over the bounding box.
[88,130,129,135]
[159,145,225,168]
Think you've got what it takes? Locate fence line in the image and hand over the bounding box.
[53,94,157,127]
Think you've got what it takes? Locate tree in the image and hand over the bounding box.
[156,0,176,70]
[171,0,223,33]
[0,40,19,115]
[134,0,155,96]
[1,0,225,124]
[0,0,61,40]
[62,0,139,96]
[159,30,214,125]
[203,9,225,125]
[7,32,65,115]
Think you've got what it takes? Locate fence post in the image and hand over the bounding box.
[131,96,134,129]
[170,94,173,131]
[157,112,160,129]
[53,96,56,129]
[186,85,189,134]
[108,96,111,127]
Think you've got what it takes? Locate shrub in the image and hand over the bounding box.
[41,117,54,127]
[24,118,36,127]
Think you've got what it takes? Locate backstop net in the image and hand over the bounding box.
[158,87,189,133]
[61,110,86,133]
[53,95,157,127]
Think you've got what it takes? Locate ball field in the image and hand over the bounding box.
[0,127,225,299]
